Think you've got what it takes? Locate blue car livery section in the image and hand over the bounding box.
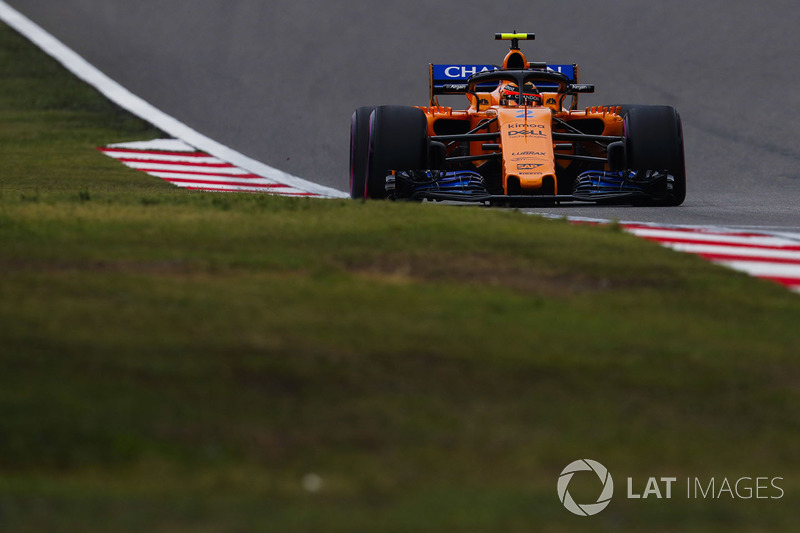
[431,63,576,94]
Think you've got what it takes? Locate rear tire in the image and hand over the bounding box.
[349,106,374,199]
[623,105,686,206]
[365,105,428,199]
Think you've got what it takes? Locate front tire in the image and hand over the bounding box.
[623,105,686,206]
[349,106,375,199]
[365,105,428,199]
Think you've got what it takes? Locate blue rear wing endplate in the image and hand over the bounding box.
[430,63,578,95]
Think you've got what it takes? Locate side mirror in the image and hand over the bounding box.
[607,141,627,172]
[428,140,447,170]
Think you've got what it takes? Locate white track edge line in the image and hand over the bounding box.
[0,1,348,199]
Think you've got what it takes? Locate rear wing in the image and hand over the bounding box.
[431,63,577,93]
[429,63,588,105]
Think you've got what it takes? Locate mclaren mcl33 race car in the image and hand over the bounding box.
[350,32,686,206]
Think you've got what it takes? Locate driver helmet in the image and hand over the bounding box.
[500,81,541,106]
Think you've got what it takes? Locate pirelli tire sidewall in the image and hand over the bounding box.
[349,106,375,199]
[365,105,428,200]
[623,105,687,206]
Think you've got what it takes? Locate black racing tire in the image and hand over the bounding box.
[622,105,686,206]
[365,105,428,199]
[349,106,375,199]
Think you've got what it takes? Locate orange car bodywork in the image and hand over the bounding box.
[422,47,623,195]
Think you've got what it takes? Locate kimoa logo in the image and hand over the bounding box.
[558,459,614,516]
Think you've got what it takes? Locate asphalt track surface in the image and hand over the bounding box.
[6,0,800,228]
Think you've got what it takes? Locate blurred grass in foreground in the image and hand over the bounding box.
[1,21,799,532]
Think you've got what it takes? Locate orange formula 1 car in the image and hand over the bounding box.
[350,33,685,205]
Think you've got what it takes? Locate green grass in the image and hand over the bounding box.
[1,20,799,532]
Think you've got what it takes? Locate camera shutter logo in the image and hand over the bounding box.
[557,459,614,516]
